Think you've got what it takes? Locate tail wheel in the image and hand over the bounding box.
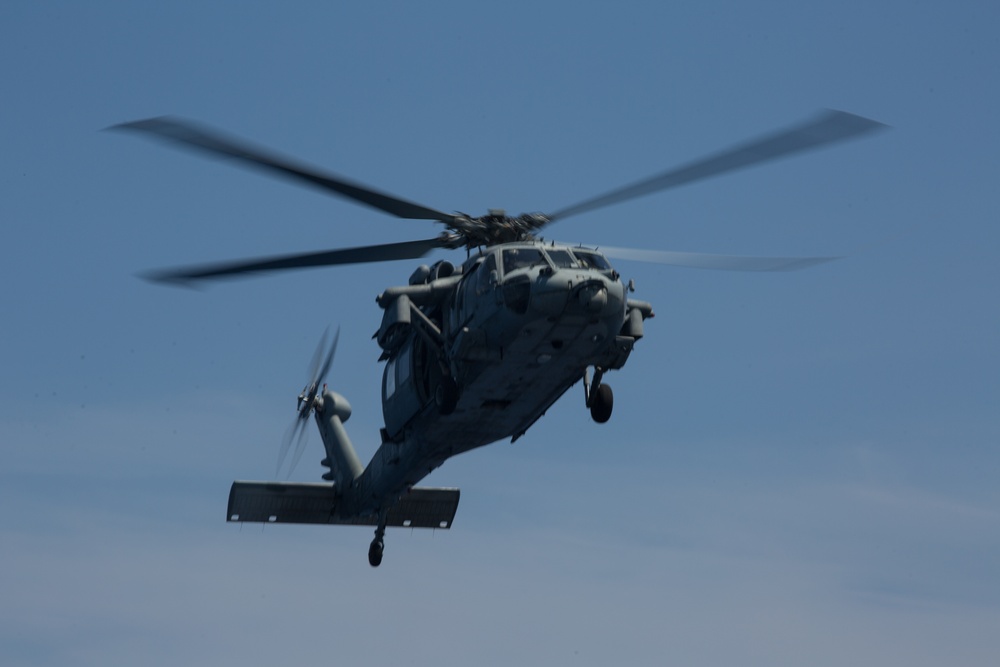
[590,383,613,423]
[368,539,384,567]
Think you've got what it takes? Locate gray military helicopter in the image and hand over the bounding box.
[114,110,884,566]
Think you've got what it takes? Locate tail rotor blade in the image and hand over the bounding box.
[316,326,340,387]
[276,325,340,479]
[286,427,311,479]
[307,327,330,387]
[277,416,307,478]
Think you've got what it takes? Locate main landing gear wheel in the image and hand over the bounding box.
[368,539,384,567]
[435,375,459,415]
[590,383,614,423]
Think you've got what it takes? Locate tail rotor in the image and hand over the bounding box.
[276,326,340,478]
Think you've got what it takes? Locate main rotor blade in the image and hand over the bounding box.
[598,245,840,272]
[111,117,457,223]
[144,237,445,284]
[547,110,886,222]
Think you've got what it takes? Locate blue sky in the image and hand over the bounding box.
[2,2,998,665]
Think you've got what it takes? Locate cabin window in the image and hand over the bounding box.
[502,248,546,275]
[397,344,411,386]
[385,358,396,398]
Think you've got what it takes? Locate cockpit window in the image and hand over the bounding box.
[572,250,613,271]
[502,248,546,274]
[545,249,578,269]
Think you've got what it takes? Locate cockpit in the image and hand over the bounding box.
[455,243,622,323]
[497,245,614,277]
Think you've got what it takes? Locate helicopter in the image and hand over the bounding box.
[114,110,884,566]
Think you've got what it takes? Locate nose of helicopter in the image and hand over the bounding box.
[576,282,608,312]
[530,271,624,318]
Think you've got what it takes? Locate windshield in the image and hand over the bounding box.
[502,248,547,274]
[545,249,579,269]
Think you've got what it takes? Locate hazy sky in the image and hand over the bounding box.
[2,2,998,666]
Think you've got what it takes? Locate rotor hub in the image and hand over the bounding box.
[449,212,550,247]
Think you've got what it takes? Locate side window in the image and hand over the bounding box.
[573,250,613,271]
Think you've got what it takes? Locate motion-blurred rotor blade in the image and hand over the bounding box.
[278,326,339,479]
[306,328,329,389]
[286,429,312,480]
[111,117,457,223]
[144,237,447,284]
[277,417,308,479]
[547,110,886,222]
[316,326,340,388]
[598,246,840,272]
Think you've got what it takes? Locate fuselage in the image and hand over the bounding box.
[343,241,650,515]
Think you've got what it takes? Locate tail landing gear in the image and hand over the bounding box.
[584,367,614,423]
[368,538,384,567]
[369,509,388,567]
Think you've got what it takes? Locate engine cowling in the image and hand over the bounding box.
[377,294,412,352]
